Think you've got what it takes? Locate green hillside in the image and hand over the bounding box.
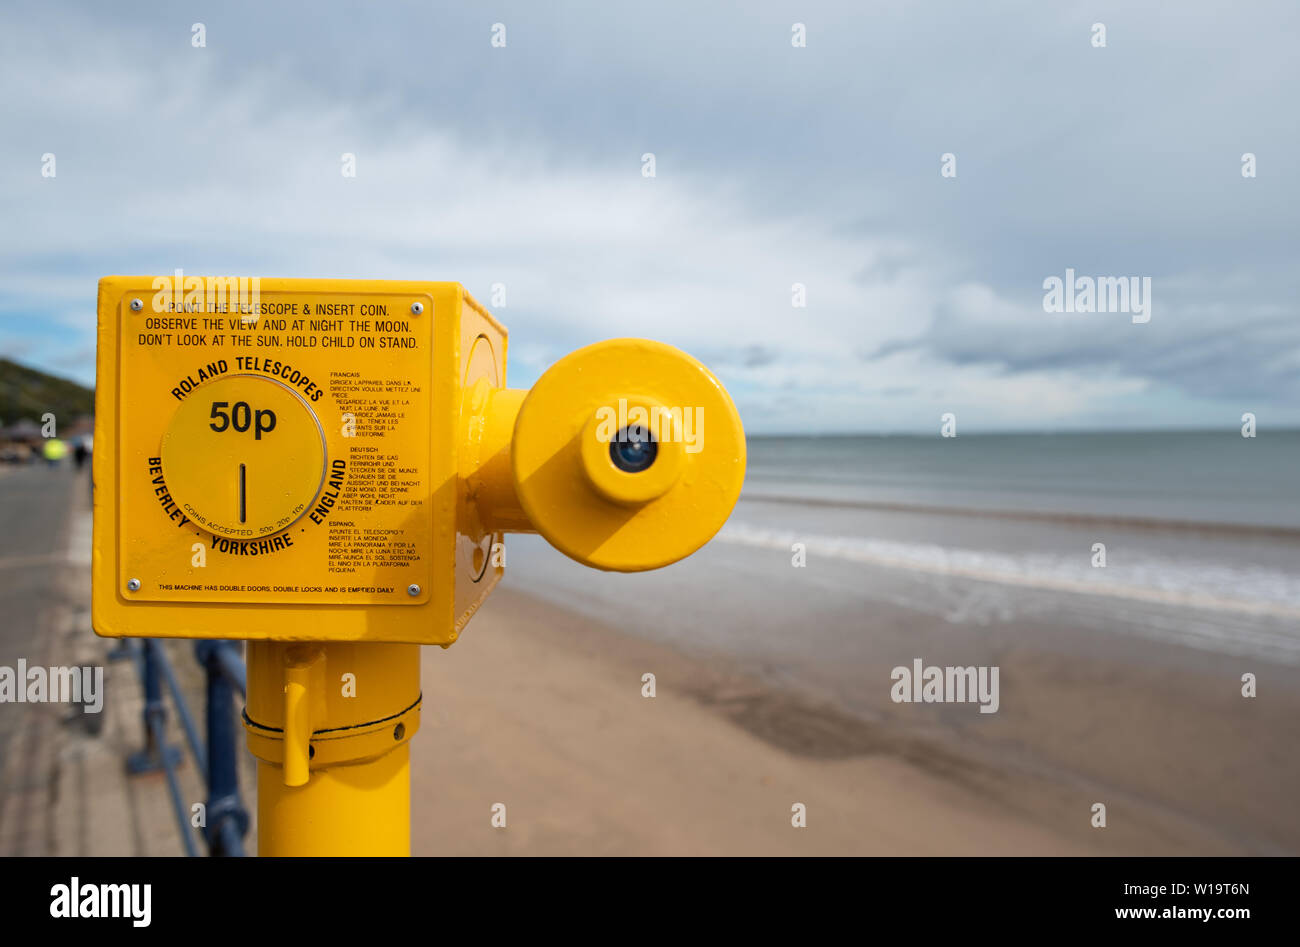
[0,358,95,426]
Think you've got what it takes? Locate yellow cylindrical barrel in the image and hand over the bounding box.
[244,641,421,856]
[510,339,746,571]
[256,746,411,856]
[472,385,531,533]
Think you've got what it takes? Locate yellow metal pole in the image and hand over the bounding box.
[244,641,421,856]
[256,745,411,856]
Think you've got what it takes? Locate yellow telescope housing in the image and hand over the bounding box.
[92,277,745,648]
[91,276,745,855]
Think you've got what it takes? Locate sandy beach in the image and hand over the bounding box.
[413,586,1090,856]
[410,578,1300,856]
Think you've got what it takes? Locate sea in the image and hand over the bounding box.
[501,430,1300,679]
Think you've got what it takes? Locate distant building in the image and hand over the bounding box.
[1,418,43,443]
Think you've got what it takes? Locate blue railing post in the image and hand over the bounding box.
[127,639,182,774]
[126,639,198,856]
[196,640,250,857]
[116,636,248,855]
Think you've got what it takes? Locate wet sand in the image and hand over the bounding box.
[410,585,1300,855]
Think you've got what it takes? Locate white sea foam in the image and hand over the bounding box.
[717,522,1300,620]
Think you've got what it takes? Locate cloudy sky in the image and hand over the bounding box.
[1,1,1296,433]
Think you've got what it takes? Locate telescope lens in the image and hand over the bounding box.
[609,425,657,473]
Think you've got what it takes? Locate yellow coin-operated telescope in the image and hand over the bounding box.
[91,277,745,855]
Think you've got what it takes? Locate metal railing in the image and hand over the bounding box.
[113,638,250,856]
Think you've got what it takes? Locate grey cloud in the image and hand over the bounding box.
[884,288,1300,402]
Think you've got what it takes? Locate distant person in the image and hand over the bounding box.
[74,438,89,470]
[42,437,67,468]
